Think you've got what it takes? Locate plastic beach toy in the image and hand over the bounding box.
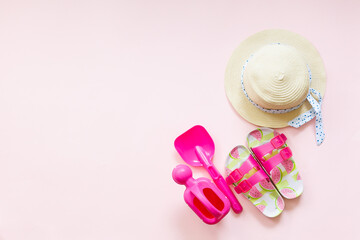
[174,125,243,214]
[172,164,230,224]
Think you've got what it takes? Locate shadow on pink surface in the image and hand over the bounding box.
[173,206,221,240]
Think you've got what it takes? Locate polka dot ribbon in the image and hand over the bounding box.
[288,88,325,145]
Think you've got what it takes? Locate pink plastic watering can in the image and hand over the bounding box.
[172,164,230,224]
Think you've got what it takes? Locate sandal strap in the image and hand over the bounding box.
[260,147,293,173]
[234,170,268,194]
[251,134,287,160]
[226,154,259,185]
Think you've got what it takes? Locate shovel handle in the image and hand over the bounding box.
[195,146,243,214]
[208,166,243,214]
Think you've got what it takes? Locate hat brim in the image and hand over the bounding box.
[225,29,326,128]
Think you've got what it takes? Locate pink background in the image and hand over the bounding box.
[0,0,359,239]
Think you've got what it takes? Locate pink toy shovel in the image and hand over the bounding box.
[172,164,230,224]
[174,125,243,214]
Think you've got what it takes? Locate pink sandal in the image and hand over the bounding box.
[247,128,303,199]
[225,146,284,217]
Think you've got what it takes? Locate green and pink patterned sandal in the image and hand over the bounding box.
[247,128,303,199]
[225,146,284,217]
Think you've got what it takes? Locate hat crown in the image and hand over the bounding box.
[243,44,310,110]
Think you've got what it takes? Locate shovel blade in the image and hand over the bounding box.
[174,125,215,166]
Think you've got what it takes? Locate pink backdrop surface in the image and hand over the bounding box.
[0,0,359,239]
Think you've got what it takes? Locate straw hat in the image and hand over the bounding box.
[225,29,326,145]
